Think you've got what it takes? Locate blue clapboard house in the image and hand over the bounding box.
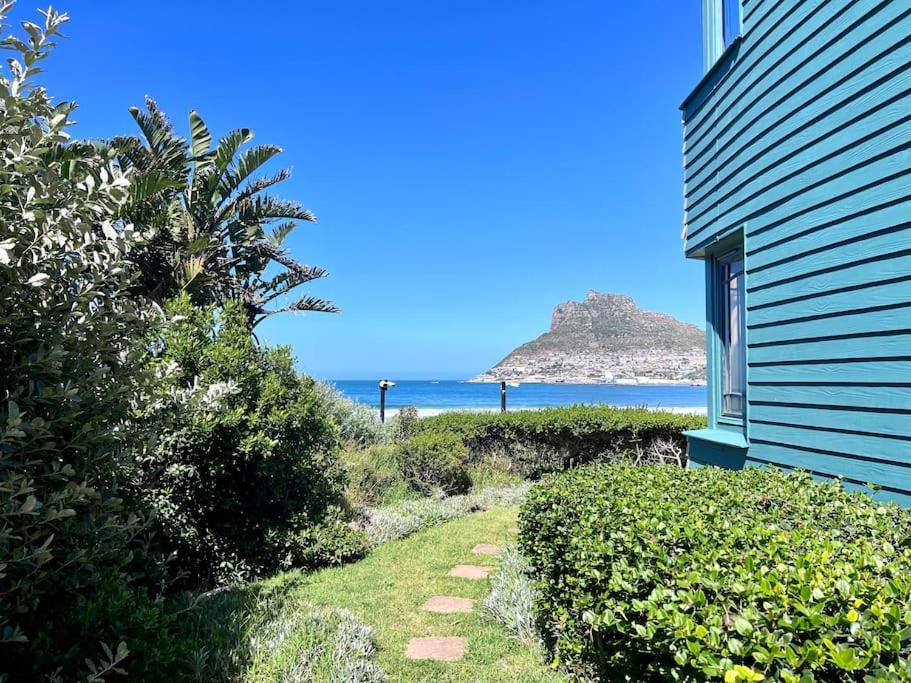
[681,0,911,503]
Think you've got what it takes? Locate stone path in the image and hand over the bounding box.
[447,564,490,579]
[404,540,503,663]
[405,636,466,662]
[421,595,474,613]
[472,543,500,555]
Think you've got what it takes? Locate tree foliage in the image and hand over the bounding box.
[114,99,338,327]
[0,5,169,678]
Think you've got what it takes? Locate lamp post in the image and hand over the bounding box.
[500,380,520,412]
[378,379,395,423]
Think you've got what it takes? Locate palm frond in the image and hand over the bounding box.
[215,169,292,224]
[219,144,282,197]
[188,110,213,162]
[235,196,317,224]
[267,221,296,247]
[213,128,253,174]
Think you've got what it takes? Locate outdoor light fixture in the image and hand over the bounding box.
[378,379,396,423]
[499,380,520,412]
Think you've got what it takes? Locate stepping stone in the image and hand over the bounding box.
[405,636,465,661]
[422,595,474,613]
[472,543,500,555]
[448,564,490,579]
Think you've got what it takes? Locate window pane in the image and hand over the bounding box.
[723,0,741,47]
[721,257,745,416]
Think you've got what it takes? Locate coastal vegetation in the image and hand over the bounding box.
[412,405,702,476]
[3,4,910,683]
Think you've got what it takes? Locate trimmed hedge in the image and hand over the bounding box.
[413,406,705,477]
[520,464,911,682]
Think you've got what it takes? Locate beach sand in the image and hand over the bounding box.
[380,405,707,419]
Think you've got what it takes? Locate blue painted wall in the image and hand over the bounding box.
[681,0,911,504]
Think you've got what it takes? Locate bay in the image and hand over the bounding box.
[330,380,706,415]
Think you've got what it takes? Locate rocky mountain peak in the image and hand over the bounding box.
[473,291,706,384]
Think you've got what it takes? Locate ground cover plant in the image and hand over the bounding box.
[520,464,911,682]
[357,484,530,547]
[178,575,385,682]
[482,545,541,648]
[413,406,704,477]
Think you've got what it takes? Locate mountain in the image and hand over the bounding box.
[471,291,706,384]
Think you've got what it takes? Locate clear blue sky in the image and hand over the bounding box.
[38,0,705,379]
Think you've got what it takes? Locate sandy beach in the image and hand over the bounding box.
[380,405,708,419]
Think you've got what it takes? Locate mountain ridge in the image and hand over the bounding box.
[471,291,706,384]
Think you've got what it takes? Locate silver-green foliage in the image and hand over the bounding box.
[0,3,155,677]
[185,578,386,682]
[482,545,541,648]
[313,381,390,448]
[359,483,529,547]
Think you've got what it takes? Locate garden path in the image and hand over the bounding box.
[292,507,561,681]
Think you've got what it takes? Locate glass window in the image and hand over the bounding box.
[719,252,745,417]
[723,0,741,48]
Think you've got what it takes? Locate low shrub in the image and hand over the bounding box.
[313,381,390,448]
[413,406,704,477]
[358,484,529,547]
[178,574,385,682]
[388,405,420,441]
[520,464,911,682]
[342,445,414,508]
[482,545,541,648]
[394,432,471,496]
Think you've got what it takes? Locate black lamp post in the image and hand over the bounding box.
[500,380,519,412]
[378,379,395,423]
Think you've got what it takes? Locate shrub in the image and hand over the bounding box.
[342,445,414,508]
[520,464,911,682]
[0,8,171,679]
[389,405,419,441]
[413,406,705,477]
[394,432,471,496]
[129,296,358,586]
[358,483,529,547]
[482,545,541,647]
[313,381,390,448]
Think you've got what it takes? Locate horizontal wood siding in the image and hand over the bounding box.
[683,0,911,500]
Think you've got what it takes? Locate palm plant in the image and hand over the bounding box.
[115,97,337,327]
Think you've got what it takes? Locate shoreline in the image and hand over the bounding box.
[379,405,708,419]
[466,378,707,386]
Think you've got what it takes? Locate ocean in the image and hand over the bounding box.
[330,380,707,415]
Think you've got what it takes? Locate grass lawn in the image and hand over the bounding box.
[293,506,561,682]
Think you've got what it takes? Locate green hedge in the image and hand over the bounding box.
[520,464,911,682]
[413,406,705,477]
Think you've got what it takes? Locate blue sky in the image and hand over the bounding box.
[38,1,705,379]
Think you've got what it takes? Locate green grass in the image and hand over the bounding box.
[292,506,560,682]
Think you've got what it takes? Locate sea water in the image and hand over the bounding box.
[331,380,706,415]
